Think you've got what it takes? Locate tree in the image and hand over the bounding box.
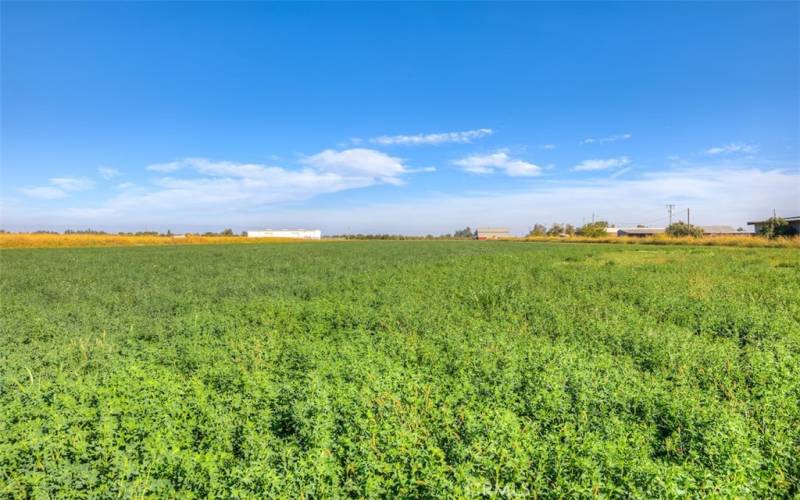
[665,222,704,238]
[546,223,564,236]
[757,217,796,239]
[221,228,234,236]
[564,224,576,236]
[576,221,609,237]
[527,224,547,237]
[453,227,474,239]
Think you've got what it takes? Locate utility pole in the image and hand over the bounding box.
[687,208,690,225]
[666,204,675,225]
[592,212,595,223]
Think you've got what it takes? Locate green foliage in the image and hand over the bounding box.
[666,222,704,238]
[527,224,547,237]
[546,224,564,236]
[576,221,609,237]
[759,217,797,239]
[1,242,799,496]
[64,228,108,234]
[202,228,239,237]
[452,227,475,239]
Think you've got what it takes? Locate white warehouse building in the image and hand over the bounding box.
[246,229,321,240]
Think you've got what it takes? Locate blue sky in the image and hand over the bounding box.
[2,2,798,234]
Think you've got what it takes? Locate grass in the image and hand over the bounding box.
[1,241,798,497]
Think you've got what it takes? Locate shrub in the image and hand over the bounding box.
[666,222,704,238]
[576,221,609,237]
[758,217,797,239]
[453,227,475,239]
[527,224,547,237]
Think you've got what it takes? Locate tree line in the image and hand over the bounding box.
[6,218,796,240]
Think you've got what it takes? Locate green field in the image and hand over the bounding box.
[1,242,799,497]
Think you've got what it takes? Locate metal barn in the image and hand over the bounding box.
[476,227,511,240]
[246,229,321,239]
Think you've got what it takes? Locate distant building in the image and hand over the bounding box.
[604,228,621,236]
[246,229,321,239]
[747,216,800,235]
[477,227,511,240]
[701,225,745,236]
[617,227,665,237]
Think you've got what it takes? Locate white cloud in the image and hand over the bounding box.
[705,143,759,155]
[146,160,185,172]
[6,164,798,234]
[19,176,94,199]
[235,166,799,235]
[609,166,633,179]
[12,152,426,225]
[49,177,95,191]
[581,133,632,145]
[453,150,541,177]
[19,186,67,199]
[539,144,557,150]
[572,156,631,171]
[98,167,120,179]
[367,128,493,146]
[301,148,410,184]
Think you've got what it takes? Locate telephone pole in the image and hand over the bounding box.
[687,208,690,225]
[666,204,675,225]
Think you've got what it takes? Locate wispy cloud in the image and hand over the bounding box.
[240,166,798,234]
[20,176,94,199]
[366,128,493,146]
[22,151,428,221]
[7,164,798,233]
[705,143,759,155]
[581,133,632,145]
[98,167,120,179]
[49,177,95,191]
[19,186,67,199]
[539,144,557,150]
[148,150,417,188]
[572,156,631,171]
[609,166,633,179]
[147,160,185,173]
[453,150,541,177]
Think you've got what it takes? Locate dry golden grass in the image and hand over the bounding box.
[522,234,800,248]
[3,232,798,250]
[0,233,317,249]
